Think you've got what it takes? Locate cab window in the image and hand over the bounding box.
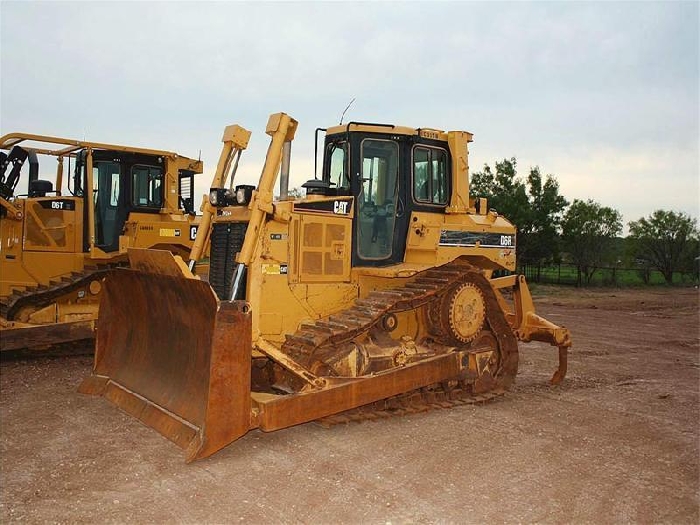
[132,165,163,208]
[326,141,348,192]
[92,162,120,208]
[413,146,448,205]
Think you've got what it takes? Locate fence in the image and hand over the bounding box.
[518,262,699,287]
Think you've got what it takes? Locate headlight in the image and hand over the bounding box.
[236,187,246,204]
[209,188,229,207]
[234,185,255,206]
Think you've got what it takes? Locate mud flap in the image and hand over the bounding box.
[78,268,252,462]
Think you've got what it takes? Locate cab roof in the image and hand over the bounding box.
[0,132,197,161]
[325,122,473,143]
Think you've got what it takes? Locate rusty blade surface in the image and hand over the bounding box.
[79,269,252,462]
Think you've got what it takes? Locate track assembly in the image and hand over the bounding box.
[280,259,519,403]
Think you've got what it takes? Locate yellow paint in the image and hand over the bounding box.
[0,130,208,342]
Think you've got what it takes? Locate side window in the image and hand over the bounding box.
[132,165,163,208]
[414,148,429,201]
[327,142,348,191]
[413,146,449,205]
[73,152,85,197]
[110,172,120,206]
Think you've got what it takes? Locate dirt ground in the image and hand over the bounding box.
[1,286,698,524]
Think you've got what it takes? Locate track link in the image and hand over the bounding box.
[0,264,123,320]
[282,262,466,359]
[317,384,506,428]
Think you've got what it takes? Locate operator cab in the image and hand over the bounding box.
[1,132,202,260]
[74,150,196,253]
[315,122,453,267]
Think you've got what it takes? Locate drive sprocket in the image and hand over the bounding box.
[442,281,486,344]
[428,280,486,345]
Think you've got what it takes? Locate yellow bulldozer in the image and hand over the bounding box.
[80,113,571,462]
[0,132,212,352]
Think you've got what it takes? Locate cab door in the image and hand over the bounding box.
[349,134,409,267]
[91,158,123,252]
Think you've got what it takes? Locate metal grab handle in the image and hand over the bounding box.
[396,197,405,218]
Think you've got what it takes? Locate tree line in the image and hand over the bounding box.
[471,158,699,286]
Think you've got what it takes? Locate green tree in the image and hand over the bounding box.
[471,159,568,270]
[525,166,569,269]
[623,236,653,284]
[561,199,623,285]
[628,210,699,284]
[287,186,305,199]
[471,158,530,232]
[276,186,305,200]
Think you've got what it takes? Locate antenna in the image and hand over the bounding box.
[339,98,356,125]
[198,149,201,162]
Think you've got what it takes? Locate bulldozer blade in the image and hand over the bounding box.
[78,269,252,462]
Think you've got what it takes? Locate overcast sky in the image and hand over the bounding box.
[1,1,698,226]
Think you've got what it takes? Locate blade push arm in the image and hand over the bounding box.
[188,124,251,270]
[228,112,298,300]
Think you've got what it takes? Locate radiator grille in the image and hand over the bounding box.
[209,222,248,300]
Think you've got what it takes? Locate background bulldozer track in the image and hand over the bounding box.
[1,286,698,523]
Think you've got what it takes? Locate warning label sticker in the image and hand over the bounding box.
[262,263,288,275]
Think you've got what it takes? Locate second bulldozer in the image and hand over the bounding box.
[0,132,210,352]
[81,113,571,462]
